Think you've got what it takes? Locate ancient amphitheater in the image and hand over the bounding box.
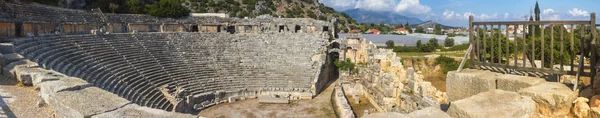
[3,1,600,118]
[0,2,343,117]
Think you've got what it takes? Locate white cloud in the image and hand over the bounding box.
[462,12,474,20]
[355,0,397,11]
[542,8,554,15]
[443,10,455,19]
[504,13,509,19]
[478,13,498,21]
[546,15,560,20]
[568,8,589,17]
[394,0,431,14]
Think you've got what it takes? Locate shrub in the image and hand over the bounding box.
[335,59,355,71]
[145,0,190,18]
[435,56,470,74]
[444,38,455,47]
[385,40,395,48]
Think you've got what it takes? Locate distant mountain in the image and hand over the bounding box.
[342,8,423,25]
[410,21,460,29]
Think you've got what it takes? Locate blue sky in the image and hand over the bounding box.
[319,0,600,27]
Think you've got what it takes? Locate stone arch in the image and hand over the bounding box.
[191,24,199,32]
[226,26,235,34]
[295,25,301,33]
[331,42,340,49]
[279,25,285,32]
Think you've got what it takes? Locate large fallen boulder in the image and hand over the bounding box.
[519,82,577,117]
[446,69,498,102]
[496,74,546,92]
[446,89,536,118]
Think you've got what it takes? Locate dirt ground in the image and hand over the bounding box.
[198,83,337,118]
[345,94,376,117]
[0,77,55,118]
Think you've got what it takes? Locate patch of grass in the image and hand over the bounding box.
[16,81,24,87]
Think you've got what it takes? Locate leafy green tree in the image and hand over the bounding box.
[405,23,412,34]
[416,40,422,47]
[434,24,443,35]
[416,26,425,33]
[145,0,190,18]
[386,40,395,48]
[109,3,119,13]
[444,38,455,47]
[429,38,439,48]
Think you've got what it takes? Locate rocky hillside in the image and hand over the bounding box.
[181,0,355,23]
[410,21,460,29]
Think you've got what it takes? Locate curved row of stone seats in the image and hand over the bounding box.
[11,32,325,111]
[4,65,197,118]
[7,3,99,23]
[11,35,173,110]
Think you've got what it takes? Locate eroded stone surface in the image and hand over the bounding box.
[92,104,197,118]
[446,69,498,102]
[572,97,591,118]
[496,74,546,92]
[362,107,450,118]
[519,82,577,117]
[41,86,130,118]
[446,89,536,118]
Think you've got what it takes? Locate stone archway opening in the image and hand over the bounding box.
[279,25,285,32]
[191,24,199,32]
[295,25,301,33]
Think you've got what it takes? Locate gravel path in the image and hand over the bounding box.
[0,78,54,118]
[198,82,337,118]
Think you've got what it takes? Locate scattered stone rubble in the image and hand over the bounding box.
[335,35,447,116]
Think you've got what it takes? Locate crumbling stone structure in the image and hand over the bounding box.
[0,2,338,115]
[336,35,447,113]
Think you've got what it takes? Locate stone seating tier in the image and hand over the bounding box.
[10,32,326,111]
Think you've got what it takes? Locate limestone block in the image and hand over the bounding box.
[572,97,590,118]
[41,86,131,118]
[496,74,546,92]
[92,104,197,118]
[363,107,451,118]
[591,95,600,107]
[591,107,600,118]
[446,69,498,102]
[446,90,536,118]
[3,60,37,80]
[519,82,577,117]
[0,53,24,67]
[0,43,14,54]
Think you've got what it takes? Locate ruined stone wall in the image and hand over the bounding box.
[0,22,15,38]
[340,35,447,113]
[161,24,185,32]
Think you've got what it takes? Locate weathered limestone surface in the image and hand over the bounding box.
[3,60,37,80]
[36,70,196,117]
[258,96,289,104]
[446,90,536,118]
[362,107,450,118]
[446,69,498,102]
[0,43,14,54]
[572,97,591,118]
[591,107,600,118]
[333,85,354,118]
[92,104,197,118]
[519,82,578,117]
[496,74,546,92]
